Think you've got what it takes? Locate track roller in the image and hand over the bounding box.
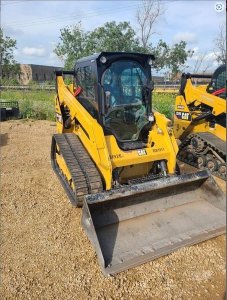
[218,164,226,178]
[197,155,206,169]
[206,159,219,172]
[178,133,226,180]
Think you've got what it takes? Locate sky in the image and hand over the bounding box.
[1,0,226,74]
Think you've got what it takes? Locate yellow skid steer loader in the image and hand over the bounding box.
[173,67,226,180]
[51,52,226,275]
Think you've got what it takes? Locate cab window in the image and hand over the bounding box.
[76,66,98,117]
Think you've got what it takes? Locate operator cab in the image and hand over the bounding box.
[75,52,155,150]
[207,64,226,99]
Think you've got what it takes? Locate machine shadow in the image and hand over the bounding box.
[95,209,119,268]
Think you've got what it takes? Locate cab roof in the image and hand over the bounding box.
[75,52,155,66]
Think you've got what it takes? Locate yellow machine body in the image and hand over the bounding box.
[173,71,226,179]
[56,76,178,190]
[51,53,225,275]
[174,79,226,141]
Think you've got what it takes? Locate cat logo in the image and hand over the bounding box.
[175,111,191,121]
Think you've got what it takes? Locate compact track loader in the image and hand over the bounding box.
[173,66,226,180]
[51,52,225,275]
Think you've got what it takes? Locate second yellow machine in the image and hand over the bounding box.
[51,52,225,275]
[173,66,226,180]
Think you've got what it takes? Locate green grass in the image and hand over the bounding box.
[1,89,177,121]
[153,93,176,120]
[1,89,55,120]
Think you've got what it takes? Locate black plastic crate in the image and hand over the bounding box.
[0,101,20,121]
[0,101,19,109]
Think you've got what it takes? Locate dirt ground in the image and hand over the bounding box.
[1,120,226,300]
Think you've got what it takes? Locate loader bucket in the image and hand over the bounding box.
[82,170,226,275]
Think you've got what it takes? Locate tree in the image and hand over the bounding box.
[54,22,90,69]
[86,21,141,54]
[149,40,169,70]
[167,41,193,77]
[54,21,141,69]
[135,1,193,77]
[0,28,19,79]
[55,20,193,77]
[150,40,193,78]
[136,0,164,48]
[213,23,226,64]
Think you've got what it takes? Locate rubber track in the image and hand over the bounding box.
[52,133,103,206]
[198,132,226,154]
[178,132,226,180]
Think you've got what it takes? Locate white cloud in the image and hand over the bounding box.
[190,50,216,62]
[22,47,46,57]
[173,32,198,44]
[203,52,216,61]
[187,49,218,73]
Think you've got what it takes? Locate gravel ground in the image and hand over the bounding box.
[1,120,226,300]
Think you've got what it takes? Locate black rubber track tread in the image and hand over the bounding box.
[197,132,226,154]
[51,133,103,207]
[64,135,103,184]
[178,132,226,180]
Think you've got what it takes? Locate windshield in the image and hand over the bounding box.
[102,60,150,142]
[102,60,148,106]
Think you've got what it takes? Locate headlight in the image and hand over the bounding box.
[148,58,153,66]
[148,113,154,122]
[100,56,107,63]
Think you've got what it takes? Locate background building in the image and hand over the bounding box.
[18,64,62,85]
